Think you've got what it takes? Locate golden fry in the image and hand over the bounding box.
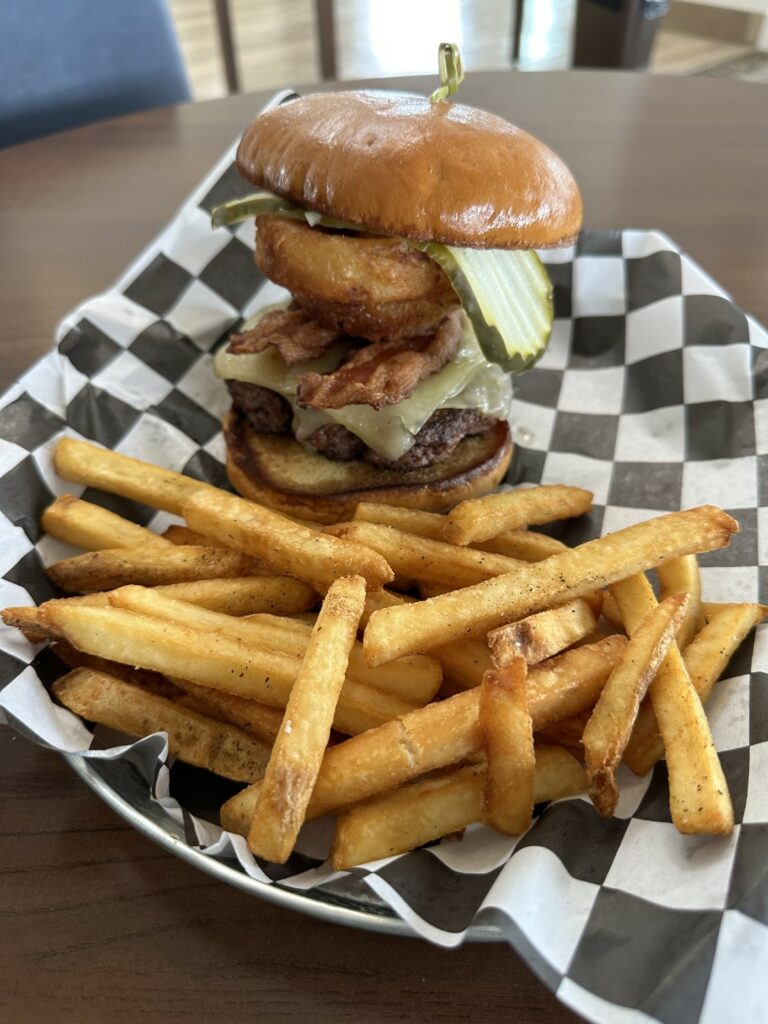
[47,545,262,593]
[248,576,366,862]
[326,521,524,589]
[444,485,593,546]
[488,598,598,667]
[583,594,688,817]
[42,495,171,551]
[53,668,271,782]
[611,574,733,835]
[624,602,768,776]
[182,489,393,593]
[352,501,567,561]
[480,657,535,835]
[327,746,586,868]
[363,506,738,665]
[657,555,702,650]
[54,438,213,515]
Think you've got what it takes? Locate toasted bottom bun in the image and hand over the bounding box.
[224,411,513,524]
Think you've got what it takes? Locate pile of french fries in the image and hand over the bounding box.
[4,437,765,869]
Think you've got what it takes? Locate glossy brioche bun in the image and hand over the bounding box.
[224,412,513,524]
[236,91,582,250]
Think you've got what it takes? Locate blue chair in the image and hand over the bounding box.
[0,0,191,149]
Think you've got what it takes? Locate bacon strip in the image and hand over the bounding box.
[296,311,463,411]
[227,307,341,365]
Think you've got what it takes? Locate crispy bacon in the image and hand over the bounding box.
[295,311,463,411]
[227,306,341,365]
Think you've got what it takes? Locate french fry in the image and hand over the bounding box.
[478,530,568,562]
[480,657,535,835]
[657,555,702,650]
[610,574,733,835]
[182,489,393,593]
[245,613,442,704]
[154,576,318,616]
[363,506,738,665]
[53,668,272,782]
[107,586,433,707]
[3,578,318,642]
[327,746,587,868]
[352,502,568,561]
[162,524,230,549]
[359,587,414,629]
[42,495,171,551]
[38,601,411,736]
[444,485,593,546]
[47,545,263,593]
[326,521,525,589]
[248,576,366,862]
[535,711,590,752]
[50,640,184,700]
[169,678,283,744]
[624,602,768,776]
[220,636,626,831]
[432,638,493,692]
[488,598,599,667]
[600,590,624,629]
[583,594,688,817]
[54,438,214,515]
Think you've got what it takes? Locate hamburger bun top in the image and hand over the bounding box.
[236,91,582,250]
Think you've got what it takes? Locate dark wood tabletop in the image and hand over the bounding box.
[1,70,767,1024]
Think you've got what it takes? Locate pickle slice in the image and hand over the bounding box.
[212,192,554,372]
[418,244,553,373]
[210,192,358,231]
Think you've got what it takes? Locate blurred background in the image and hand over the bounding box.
[1,0,767,147]
[169,0,768,98]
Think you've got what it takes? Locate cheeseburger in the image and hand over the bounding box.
[211,86,581,522]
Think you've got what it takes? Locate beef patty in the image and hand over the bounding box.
[226,380,497,470]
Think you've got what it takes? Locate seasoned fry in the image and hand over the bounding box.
[624,602,768,776]
[220,636,626,831]
[479,530,568,562]
[326,521,524,589]
[535,711,590,752]
[53,668,271,782]
[47,545,263,593]
[248,576,366,862]
[182,489,393,593]
[38,601,410,735]
[352,502,568,561]
[162,524,230,549]
[42,495,171,551]
[169,678,283,744]
[657,555,702,650]
[50,640,184,700]
[488,598,598,667]
[107,586,434,706]
[246,613,441,704]
[432,638,493,692]
[4,578,318,639]
[444,485,593,546]
[154,576,318,616]
[610,574,733,835]
[328,746,586,868]
[363,506,738,665]
[54,438,214,515]
[360,588,414,628]
[583,594,688,817]
[480,657,535,835]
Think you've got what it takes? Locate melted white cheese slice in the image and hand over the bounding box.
[214,305,512,462]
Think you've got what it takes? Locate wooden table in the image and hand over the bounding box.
[1,71,767,1024]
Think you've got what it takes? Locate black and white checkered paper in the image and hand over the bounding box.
[1,90,767,1024]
